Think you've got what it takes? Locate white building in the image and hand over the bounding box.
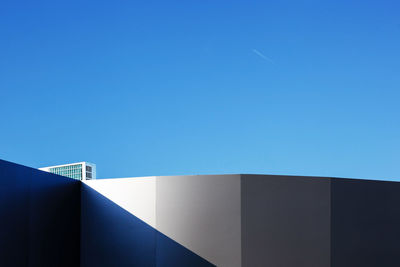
[39,162,96,181]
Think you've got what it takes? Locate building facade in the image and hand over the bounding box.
[39,162,96,181]
[2,159,400,266]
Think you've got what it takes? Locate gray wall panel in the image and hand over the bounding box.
[241,175,331,267]
[331,178,400,267]
[156,175,241,267]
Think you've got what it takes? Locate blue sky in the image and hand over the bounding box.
[1,0,399,180]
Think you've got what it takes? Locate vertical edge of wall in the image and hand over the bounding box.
[241,174,331,267]
[240,175,242,267]
[79,180,82,267]
[330,178,400,267]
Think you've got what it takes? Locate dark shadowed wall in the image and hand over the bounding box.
[0,159,80,267]
[241,175,331,267]
[331,178,400,267]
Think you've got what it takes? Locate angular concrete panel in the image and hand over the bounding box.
[80,183,214,267]
[4,158,400,267]
[241,175,331,267]
[0,159,80,267]
[331,178,400,267]
[84,177,156,227]
[80,183,157,266]
[156,175,241,267]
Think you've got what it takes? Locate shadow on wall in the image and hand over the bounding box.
[0,159,213,267]
[0,159,80,267]
[331,179,400,267]
[80,183,215,267]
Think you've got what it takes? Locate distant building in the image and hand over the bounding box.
[39,162,96,181]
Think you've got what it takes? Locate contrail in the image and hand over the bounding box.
[252,49,274,63]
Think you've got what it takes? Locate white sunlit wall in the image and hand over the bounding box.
[82,175,240,267]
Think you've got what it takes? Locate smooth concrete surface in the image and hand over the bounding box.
[3,158,400,267]
[0,159,80,267]
[80,183,157,266]
[156,175,242,267]
[80,183,214,267]
[241,175,331,267]
[84,177,156,227]
[84,174,241,267]
[331,178,400,267]
[84,175,239,266]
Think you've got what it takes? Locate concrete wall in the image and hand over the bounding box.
[80,183,158,266]
[83,177,156,227]
[241,175,400,267]
[241,175,331,267]
[81,179,214,267]
[157,175,241,267]
[331,178,400,267]
[3,159,400,267]
[83,175,241,267]
[0,159,80,267]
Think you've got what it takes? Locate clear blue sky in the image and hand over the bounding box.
[1,0,399,180]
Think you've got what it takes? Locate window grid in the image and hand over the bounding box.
[49,164,82,180]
